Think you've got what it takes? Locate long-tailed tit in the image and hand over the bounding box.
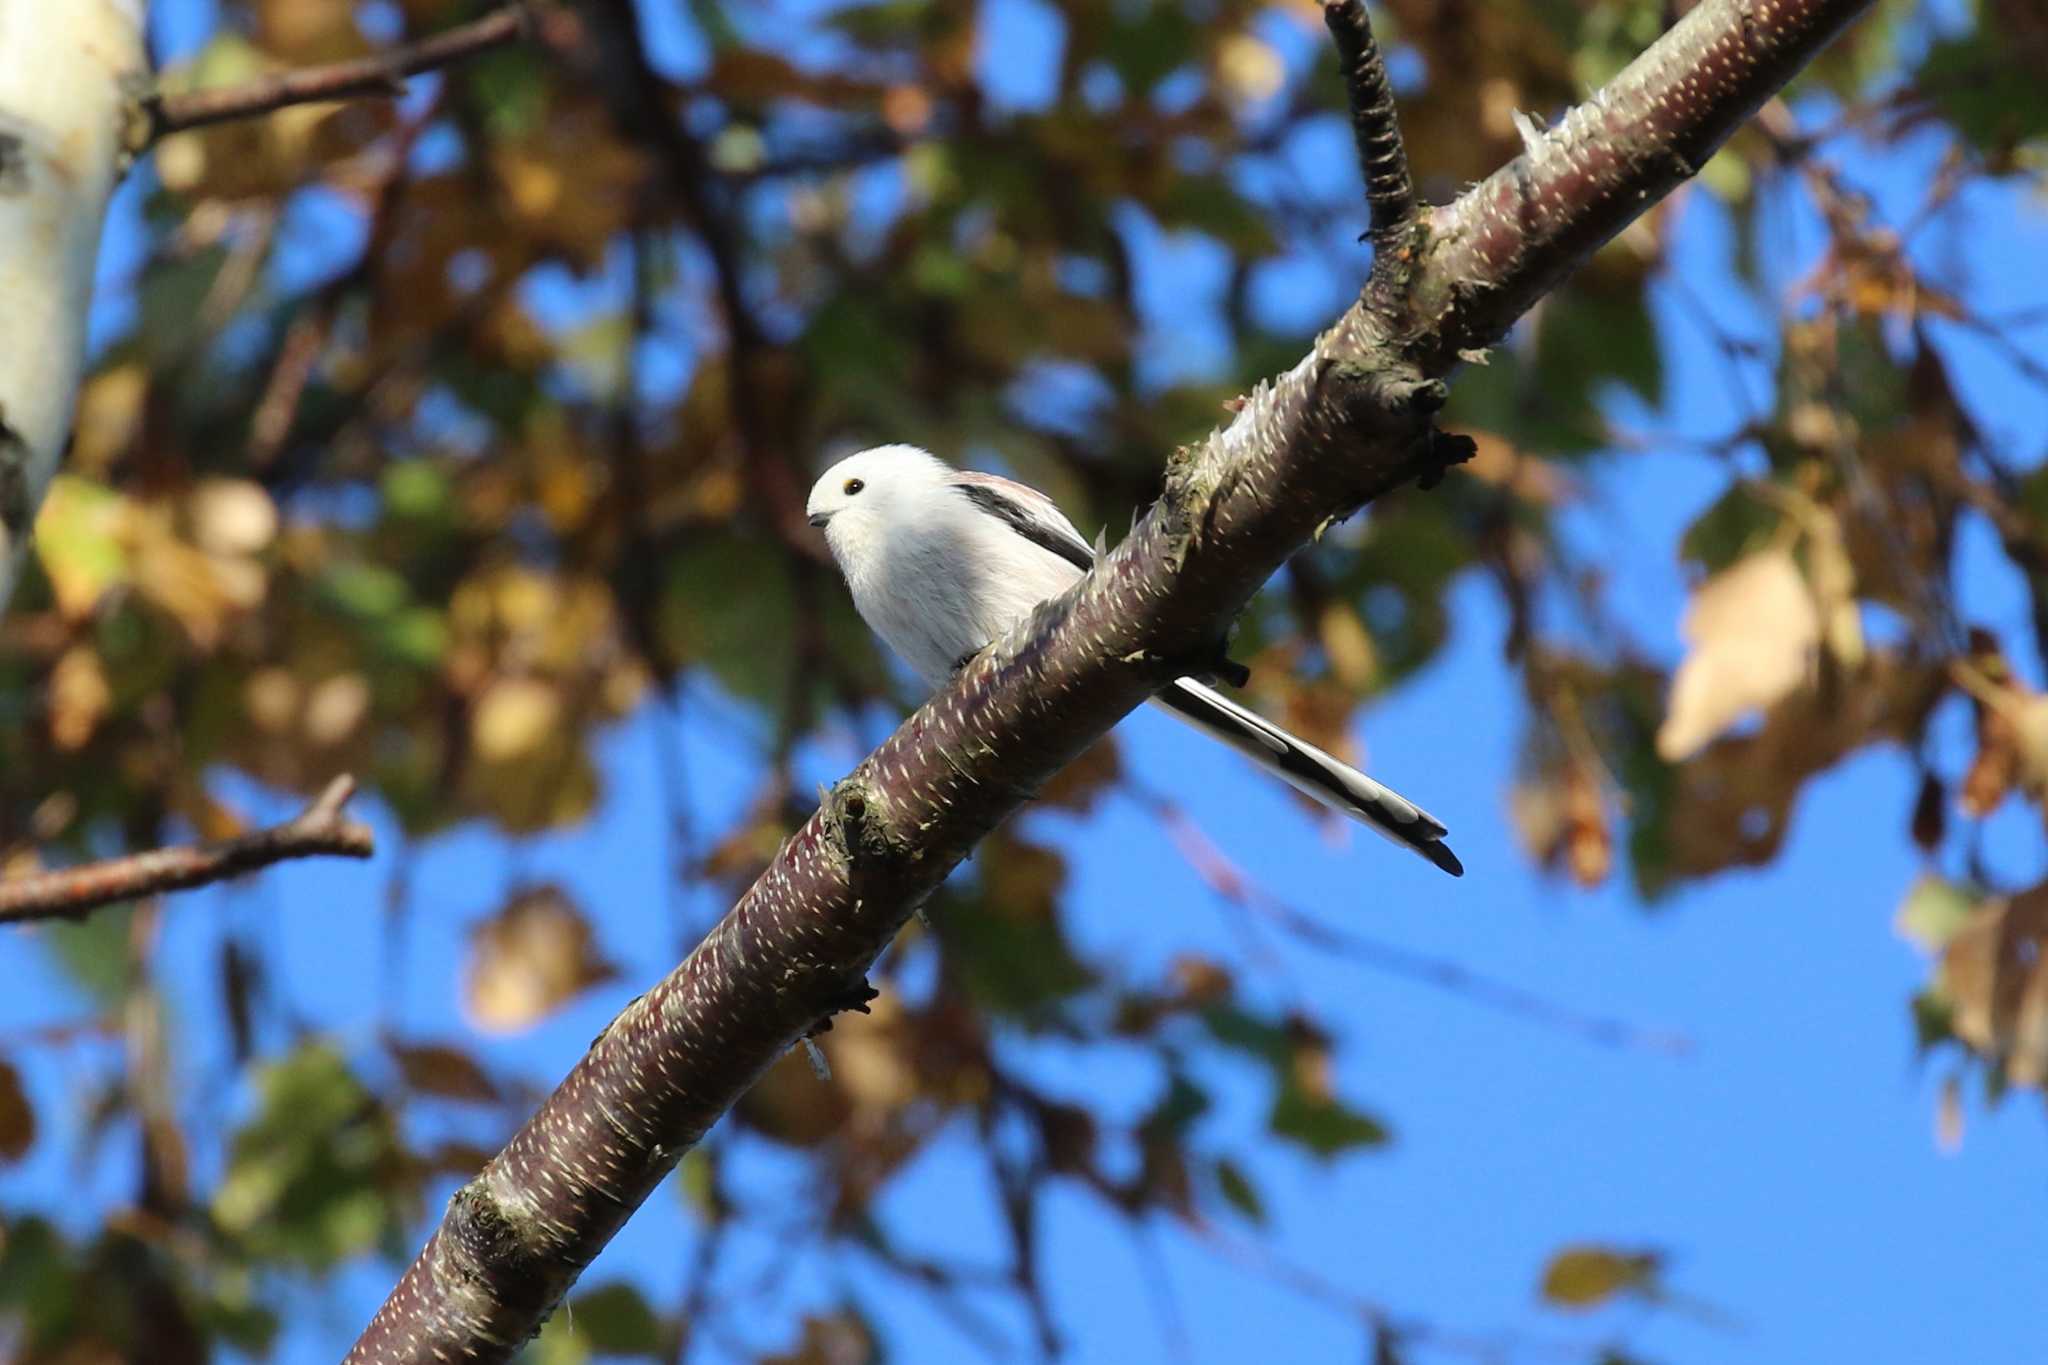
[805,444,1462,876]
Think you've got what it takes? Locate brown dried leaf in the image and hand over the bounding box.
[1510,752,1610,888]
[464,886,616,1035]
[1037,734,1121,812]
[1317,601,1379,693]
[761,1312,877,1365]
[1658,655,1940,885]
[1657,549,1818,762]
[819,991,919,1118]
[1936,885,2048,1088]
[1911,770,1946,851]
[48,646,112,753]
[1961,700,2020,817]
[1936,1073,1964,1155]
[735,1047,851,1148]
[391,1042,501,1104]
[0,1058,35,1164]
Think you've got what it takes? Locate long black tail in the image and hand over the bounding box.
[1149,679,1463,877]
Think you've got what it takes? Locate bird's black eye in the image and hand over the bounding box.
[844,478,865,495]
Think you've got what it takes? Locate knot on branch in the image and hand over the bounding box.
[805,978,880,1038]
[826,779,897,871]
[1416,428,1479,491]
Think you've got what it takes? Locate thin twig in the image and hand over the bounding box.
[1131,785,1692,1056]
[1322,0,1416,247]
[143,6,532,143]
[0,777,374,924]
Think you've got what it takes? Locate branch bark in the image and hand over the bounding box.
[0,0,149,612]
[347,0,1875,1357]
[0,776,374,923]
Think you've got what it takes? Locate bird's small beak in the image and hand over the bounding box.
[807,511,832,529]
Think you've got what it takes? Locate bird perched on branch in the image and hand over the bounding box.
[806,444,1462,876]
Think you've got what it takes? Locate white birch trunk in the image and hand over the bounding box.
[0,0,149,611]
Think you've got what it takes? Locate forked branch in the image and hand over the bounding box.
[0,776,374,924]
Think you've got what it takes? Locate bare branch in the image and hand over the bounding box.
[346,0,1874,1358]
[0,777,374,924]
[1322,0,1416,248]
[142,6,532,143]
[1140,787,1691,1055]
[1409,0,1871,368]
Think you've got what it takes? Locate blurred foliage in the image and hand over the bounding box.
[0,0,2045,1360]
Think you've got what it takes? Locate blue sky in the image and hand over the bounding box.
[5,2,2047,1362]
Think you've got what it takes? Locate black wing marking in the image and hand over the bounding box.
[954,482,1095,573]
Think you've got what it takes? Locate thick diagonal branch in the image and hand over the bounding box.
[346,0,1876,1358]
[0,777,374,924]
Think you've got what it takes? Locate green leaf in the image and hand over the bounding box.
[1921,28,2048,156]
[321,561,412,620]
[1200,1005,1291,1066]
[936,844,1096,1015]
[377,605,449,668]
[0,1217,71,1337]
[40,905,137,1006]
[1911,989,1958,1052]
[382,461,453,521]
[213,1041,410,1269]
[139,245,230,360]
[1140,1075,1211,1141]
[1535,275,1662,408]
[568,1282,665,1356]
[1213,1157,1266,1225]
[1679,481,1787,573]
[1269,1078,1389,1158]
[1895,876,1981,954]
[661,533,796,710]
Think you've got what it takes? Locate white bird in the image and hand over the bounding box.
[805,444,1462,876]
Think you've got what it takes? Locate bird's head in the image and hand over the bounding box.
[805,444,948,558]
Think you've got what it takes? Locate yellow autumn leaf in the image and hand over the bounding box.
[1216,33,1285,105]
[47,646,112,753]
[471,677,562,762]
[1539,1245,1661,1309]
[304,674,371,747]
[33,476,131,618]
[188,478,278,557]
[1318,601,1378,693]
[70,364,148,477]
[464,886,615,1034]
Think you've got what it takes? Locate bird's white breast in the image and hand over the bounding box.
[842,494,1084,685]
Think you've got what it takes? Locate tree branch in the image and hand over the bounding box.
[1322,0,1416,250]
[142,6,532,143]
[1406,0,1870,369]
[0,776,374,924]
[346,0,1876,1357]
